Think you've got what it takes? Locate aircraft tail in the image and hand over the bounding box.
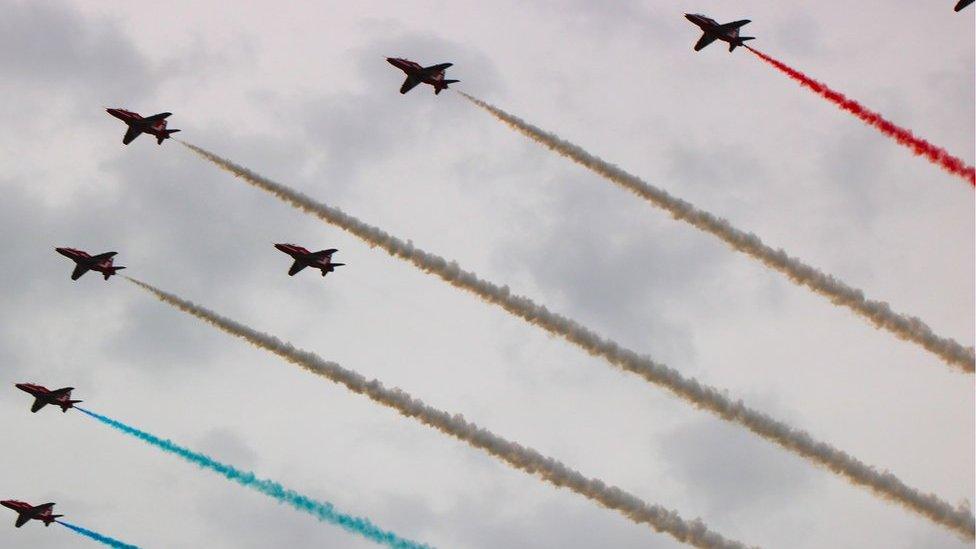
[44,515,62,526]
[435,80,460,95]
[103,266,126,280]
[157,129,181,145]
[730,37,755,52]
[61,400,82,412]
[322,263,345,276]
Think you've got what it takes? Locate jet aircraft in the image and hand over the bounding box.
[15,383,81,413]
[55,248,125,281]
[956,0,973,11]
[106,108,180,145]
[386,58,459,95]
[274,243,345,278]
[685,14,755,52]
[1,501,62,528]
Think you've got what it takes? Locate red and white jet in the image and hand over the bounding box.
[274,243,345,278]
[685,14,754,52]
[386,58,459,95]
[106,108,180,145]
[1,501,62,528]
[15,383,81,413]
[55,248,125,281]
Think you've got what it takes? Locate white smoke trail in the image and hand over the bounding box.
[457,92,975,375]
[125,277,748,549]
[179,142,975,539]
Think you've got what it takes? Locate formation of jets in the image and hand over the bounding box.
[12,9,971,541]
[15,383,81,413]
[2,501,62,528]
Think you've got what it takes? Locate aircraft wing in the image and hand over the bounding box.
[718,19,750,30]
[956,0,974,11]
[50,387,74,397]
[694,33,718,51]
[400,76,421,94]
[141,112,172,122]
[423,63,452,73]
[122,126,142,145]
[288,260,307,276]
[311,249,337,259]
[31,398,48,413]
[71,264,90,280]
[15,514,30,528]
[90,252,117,262]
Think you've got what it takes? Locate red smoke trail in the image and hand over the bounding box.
[746,46,975,186]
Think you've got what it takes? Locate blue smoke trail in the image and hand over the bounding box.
[76,408,430,549]
[57,520,139,549]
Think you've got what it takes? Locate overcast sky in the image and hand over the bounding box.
[0,1,973,548]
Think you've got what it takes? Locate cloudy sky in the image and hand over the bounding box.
[1,1,972,547]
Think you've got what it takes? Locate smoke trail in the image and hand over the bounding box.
[457,92,975,374]
[177,143,975,537]
[57,521,138,549]
[123,277,749,549]
[75,408,429,549]
[745,46,975,186]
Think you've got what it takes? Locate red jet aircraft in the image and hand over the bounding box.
[274,244,345,278]
[55,248,125,281]
[685,14,754,52]
[386,58,459,95]
[106,108,180,145]
[15,383,81,413]
[1,501,62,528]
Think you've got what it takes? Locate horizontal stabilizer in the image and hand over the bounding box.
[103,266,125,280]
[729,37,754,52]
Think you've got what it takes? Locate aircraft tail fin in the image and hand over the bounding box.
[157,129,181,144]
[730,37,755,51]
[435,80,460,95]
[45,515,62,526]
[321,263,345,276]
[62,400,82,412]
